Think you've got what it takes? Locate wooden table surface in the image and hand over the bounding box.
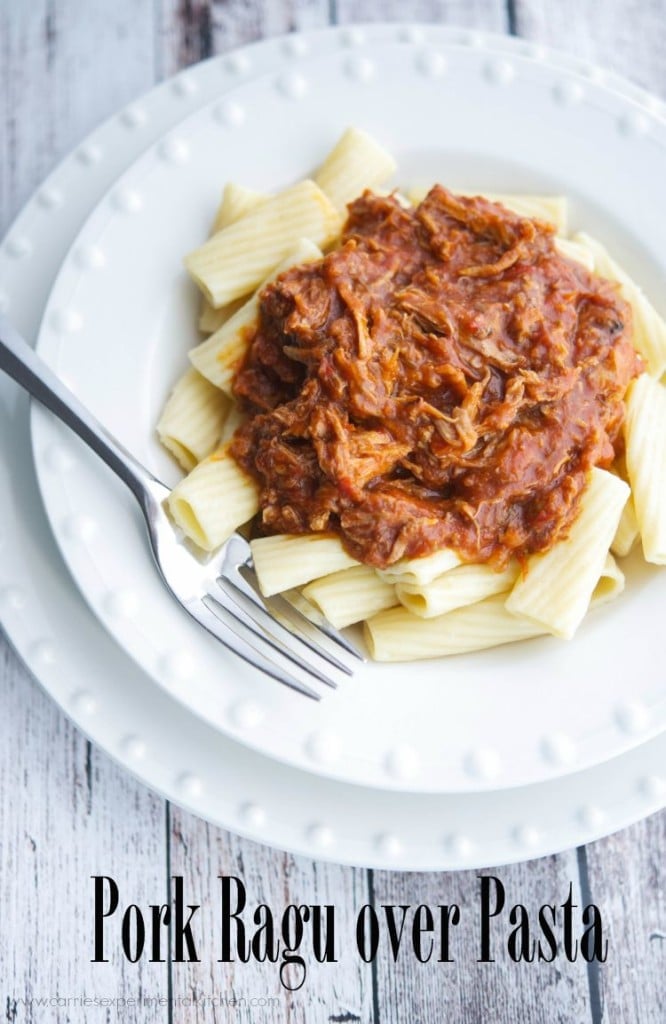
[1,2,665,1021]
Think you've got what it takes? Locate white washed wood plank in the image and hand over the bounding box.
[371,852,591,1022]
[168,809,374,1022]
[156,0,331,77]
[513,0,666,96]
[0,0,156,236]
[584,815,666,1023]
[0,641,167,1021]
[334,0,508,30]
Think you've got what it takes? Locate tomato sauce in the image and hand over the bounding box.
[231,186,640,568]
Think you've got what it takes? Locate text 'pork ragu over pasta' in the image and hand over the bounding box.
[156,128,666,661]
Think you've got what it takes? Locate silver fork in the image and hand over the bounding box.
[0,314,362,699]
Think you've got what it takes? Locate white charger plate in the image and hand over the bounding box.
[22,25,666,795]
[1,25,665,868]
[2,358,666,872]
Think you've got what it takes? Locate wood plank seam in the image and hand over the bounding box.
[578,845,603,1024]
[506,0,518,34]
[367,870,382,1024]
[166,801,174,1024]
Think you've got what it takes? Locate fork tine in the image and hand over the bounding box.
[227,564,366,662]
[275,589,367,661]
[219,573,353,675]
[187,599,320,700]
[221,534,365,661]
[205,584,338,688]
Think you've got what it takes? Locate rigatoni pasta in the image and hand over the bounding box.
[302,565,397,628]
[366,552,627,662]
[157,128,665,662]
[184,179,340,307]
[198,184,269,333]
[591,554,626,608]
[378,548,461,586]
[218,402,248,445]
[624,373,666,564]
[189,238,323,392]
[406,187,568,231]
[553,236,595,271]
[198,298,244,336]
[573,232,666,379]
[157,367,231,472]
[365,594,547,662]
[611,494,639,558]
[250,534,359,597]
[212,182,268,233]
[504,469,630,639]
[167,443,259,551]
[396,560,519,619]
[314,127,397,212]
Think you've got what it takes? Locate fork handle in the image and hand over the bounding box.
[0,313,160,503]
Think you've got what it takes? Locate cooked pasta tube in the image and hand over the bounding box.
[167,443,259,551]
[630,291,666,379]
[573,232,666,378]
[554,237,595,271]
[192,290,260,391]
[396,560,519,619]
[280,587,332,627]
[314,127,397,212]
[624,373,666,564]
[218,402,248,445]
[364,594,546,662]
[199,297,245,335]
[157,368,231,472]
[250,534,359,597]
[302,565,397,628]
[185,179,340,307]
[378,548,461,587]
[189,238,323,392]
[212,182,268,234]
[611,494,639,557]
[199,184,269,332]
[365,550,626,662]
[405,188,567,231]
[505,468,630,639]
[488,194,567,232]
[590,553,625,608]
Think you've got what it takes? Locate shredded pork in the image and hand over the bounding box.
[231,186,640,568]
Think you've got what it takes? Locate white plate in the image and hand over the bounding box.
[3,368,666,872]
[2,25,665,868]
[25,25,666,794]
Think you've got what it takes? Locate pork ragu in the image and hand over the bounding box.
[230,186,641,569]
